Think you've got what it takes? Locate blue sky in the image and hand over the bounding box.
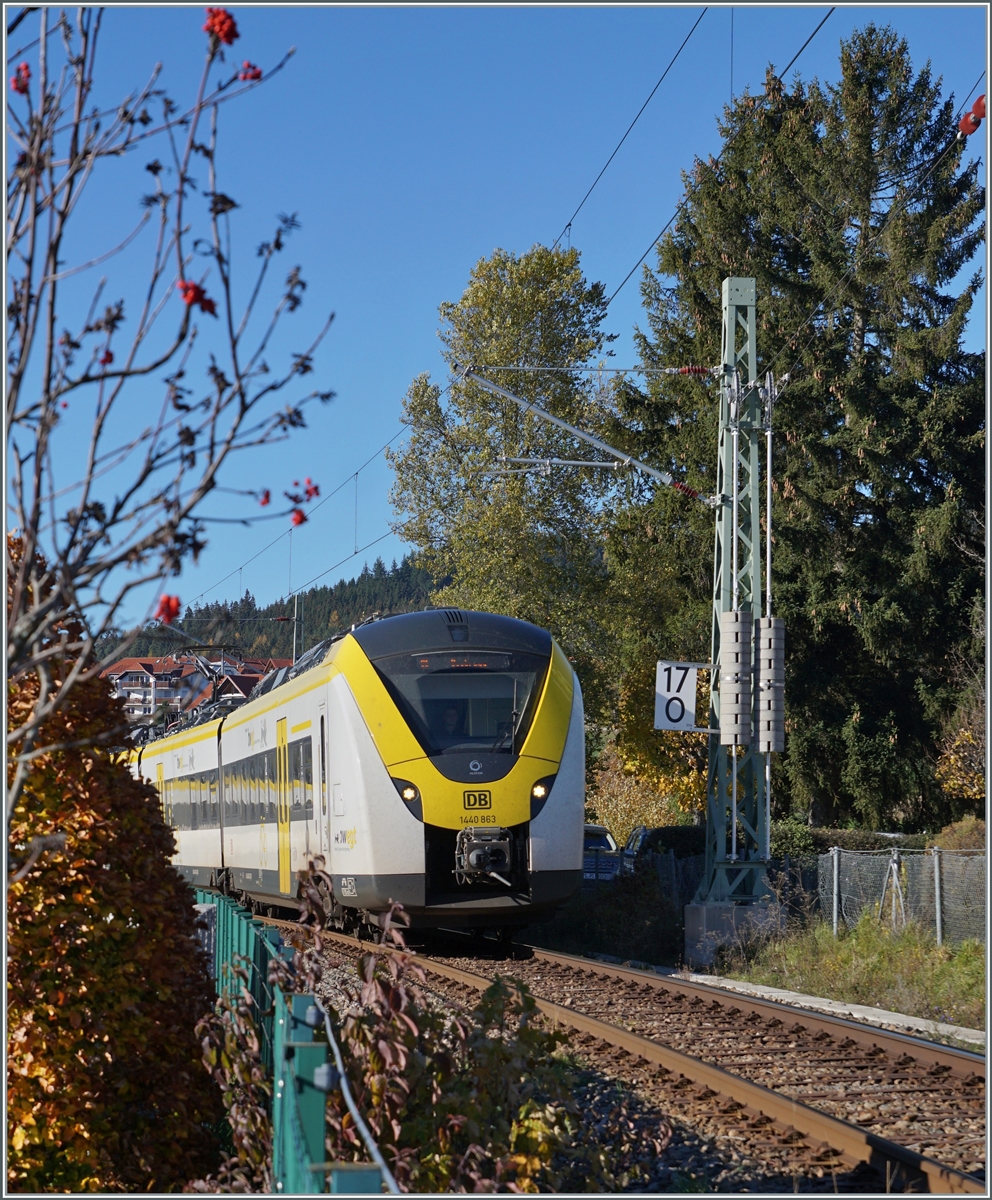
[12,4,987,628]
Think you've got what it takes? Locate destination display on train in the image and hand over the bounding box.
[414,652,512,672]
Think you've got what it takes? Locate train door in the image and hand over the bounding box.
[157,762,168,825]
[318,704,329,861]
[276,718,291,894]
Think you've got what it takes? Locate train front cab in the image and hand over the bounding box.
[327,610,585,929]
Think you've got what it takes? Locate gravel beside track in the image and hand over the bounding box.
[426,944,985,1186]
[303,935,885,1191]
[266,918,984,1192]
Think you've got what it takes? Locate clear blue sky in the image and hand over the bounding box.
[15,4,987,628]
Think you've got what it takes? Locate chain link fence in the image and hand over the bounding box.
[817,848,985,944]
[648,850,707,908]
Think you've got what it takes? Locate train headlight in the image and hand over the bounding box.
[391,778,423,821]
[530,775,556,819]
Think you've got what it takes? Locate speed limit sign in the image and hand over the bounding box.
[654,661,698,731]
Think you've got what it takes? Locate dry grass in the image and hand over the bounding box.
[717,912,986,1031]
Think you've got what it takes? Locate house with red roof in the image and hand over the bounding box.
[101,651,292,722]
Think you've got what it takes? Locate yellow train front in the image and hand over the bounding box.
[135,609,585,932]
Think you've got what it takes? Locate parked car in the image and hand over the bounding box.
[620,825,684,877]
[583,824,620,883]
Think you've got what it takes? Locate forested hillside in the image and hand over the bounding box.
[98,556,437,662]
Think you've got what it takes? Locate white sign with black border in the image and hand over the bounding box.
[654,661,698,731]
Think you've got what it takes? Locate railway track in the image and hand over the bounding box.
[264,918,985,1193]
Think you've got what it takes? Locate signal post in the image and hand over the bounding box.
[461,276,786,967]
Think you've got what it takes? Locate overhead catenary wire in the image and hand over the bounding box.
[474,364,714,376]
[606,6,836,306]
[187,379,454,608]
[550,6,708,250]
[187,427,407,606]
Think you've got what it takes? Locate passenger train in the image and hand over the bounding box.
[131,609,585,933]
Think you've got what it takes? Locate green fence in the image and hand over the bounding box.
[193,889,386,1194]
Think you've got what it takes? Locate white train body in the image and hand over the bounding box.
[133,609,584,929]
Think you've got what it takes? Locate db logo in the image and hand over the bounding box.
[463,790,492,810]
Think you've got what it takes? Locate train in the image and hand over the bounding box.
[130,608,585,934]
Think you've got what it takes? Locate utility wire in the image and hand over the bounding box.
[606,6,836,306]
[189,379,453,608]
[292,528,399,597]
[187,428,406,606]
[550,7,708,250]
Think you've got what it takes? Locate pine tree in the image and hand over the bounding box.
[623,24,984,829]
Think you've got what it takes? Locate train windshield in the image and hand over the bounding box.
[373,649,550,756]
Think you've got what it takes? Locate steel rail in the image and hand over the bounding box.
[524,945,986,1077]
[250,916,983,1190]
[400,949,984,1195]
[257,916,985,1193]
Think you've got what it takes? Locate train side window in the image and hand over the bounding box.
[319,716,327,816]
[179,775,188,830]
[190,775,199,830]
[209,770,218,825]
[247,757,256,825]
[288,741,302,821]
[237,759,245,826]
[303,739,313,821]
[269,749,278,821]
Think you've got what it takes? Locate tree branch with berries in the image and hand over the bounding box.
[6,7,334,820]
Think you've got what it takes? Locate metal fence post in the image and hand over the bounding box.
[932,846,943,947]
[831,846,840,937]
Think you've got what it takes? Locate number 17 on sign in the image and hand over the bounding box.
[654,662,698,731]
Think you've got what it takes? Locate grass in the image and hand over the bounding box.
[716,911,986,1032]
[527,872,684,967]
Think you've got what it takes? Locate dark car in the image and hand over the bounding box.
[583,824,620,883]
[620,825,678,877]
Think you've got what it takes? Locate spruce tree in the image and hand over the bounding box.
[624,24,984,828]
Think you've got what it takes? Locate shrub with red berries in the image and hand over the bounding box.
[203,7,239,47]
[10,61,30,95]
[177,279,217,316]
[154,595,182,624]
